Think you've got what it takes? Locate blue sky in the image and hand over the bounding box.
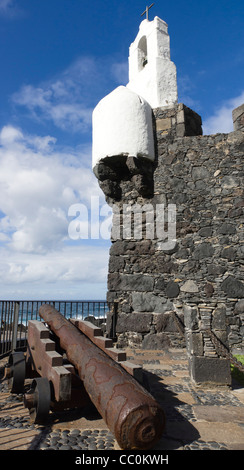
[0,0,243,300]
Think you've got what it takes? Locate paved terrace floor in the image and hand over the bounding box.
[0,348,244,451]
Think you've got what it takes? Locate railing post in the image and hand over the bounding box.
[107,301,118,341]
[12,301,20,352]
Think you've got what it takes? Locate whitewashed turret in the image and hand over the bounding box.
[127,17,178,108]
[92,86,155,169]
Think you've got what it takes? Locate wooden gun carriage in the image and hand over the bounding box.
[5,304,165,450]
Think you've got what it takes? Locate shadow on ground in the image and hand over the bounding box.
[143,369,200,450]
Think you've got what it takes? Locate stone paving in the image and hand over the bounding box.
[0,348,244,451]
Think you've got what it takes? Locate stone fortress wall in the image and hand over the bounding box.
[92,15,244,385]
[94,103,244,361]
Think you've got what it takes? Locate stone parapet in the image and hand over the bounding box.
[153,103,202,138]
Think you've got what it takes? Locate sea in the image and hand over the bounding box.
[0,300,110,326]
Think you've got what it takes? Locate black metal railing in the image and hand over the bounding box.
[0,300,111,359]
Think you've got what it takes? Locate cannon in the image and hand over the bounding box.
[6,304,165,450]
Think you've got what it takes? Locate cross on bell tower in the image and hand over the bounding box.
[141,3,155,21]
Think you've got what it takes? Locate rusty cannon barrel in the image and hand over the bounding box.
[39,304,165,450]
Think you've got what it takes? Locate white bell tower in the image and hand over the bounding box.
[127,16,178,108]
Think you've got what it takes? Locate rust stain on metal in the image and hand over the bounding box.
[39,304,165,449]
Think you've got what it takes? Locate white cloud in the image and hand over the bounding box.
[0,245,108,285]
[12,83,93,134]
[0,125,104,253]
[0,124,109,298]
[203,91,244,135]
[11,55,131,133]
[11,58,97,133]
[0,54,135,299]
[0,244,109,300]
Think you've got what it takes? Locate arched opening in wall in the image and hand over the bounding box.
[138,36,148,72]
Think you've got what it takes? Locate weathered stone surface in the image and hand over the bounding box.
[234,299,244,314]
[188,332,204,356]
[189,356,231,385]
[181,280,199,293]
[93,162,119,181]
[193,405,244,423]
[108,256,125,273]
[183,305,199,330]
[221,246,236,260]
[131,292,173,313]
[153,104,202,138]
[204,282,214,297]
[120,274,154,292]
[109,239,153,256]
[131,173,153,197]
[219,222,236,235]
[192,166,210,181]
[117,331,143,348]
[98,102,244,353]
[155,312,180,333]
[222,276,244,298]
[154,276,165,291]
[142,332,171,349]
[107,273,121,291]
[99,179,121,200]
[199,226,212,237]
[193,242,214,259]
[165,281,180,298]
[116,312,152,333]
[212,304,226,330]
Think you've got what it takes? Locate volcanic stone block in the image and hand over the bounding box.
[199,226,213,237]
[132,292,173,313]
[156,118,172,132]
[193,242,214,260]
[234,299,244,314]
[183,305,199,331]
[155,311,181,333]
[165,281,180,298]
[221,275,244,298]
[212,304,226,330]
[116,312,152,334]
[109,256,125,273]
[99,179,121,200]
[192,166,210,181]
[181,280,199,293]
[142,332,171,349]
[120,274,154,291]
[219,222,236,235]
[189,356,231,386]
[93,162,120,181]
[188,332,204,356]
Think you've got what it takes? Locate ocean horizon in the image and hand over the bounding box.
[0,299,110,325]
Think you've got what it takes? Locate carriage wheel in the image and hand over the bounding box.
[8,351,26,394]
[24,377,51,424]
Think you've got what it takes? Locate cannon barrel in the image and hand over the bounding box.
[39,304,165,450]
